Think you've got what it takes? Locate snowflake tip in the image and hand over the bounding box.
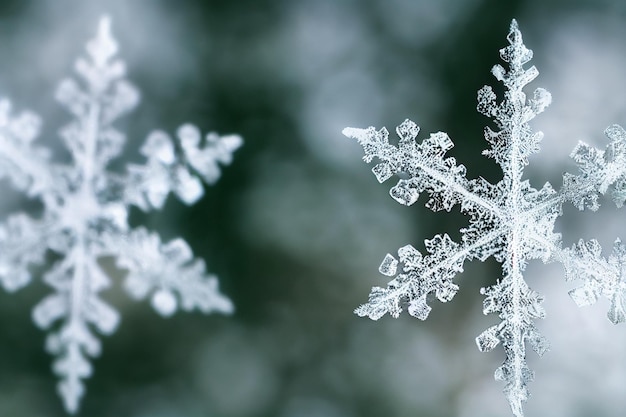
[605,124,626,142]
[151,289,178,317]
[378,253,398,276]
[86,15,118,69]
[354,287,391,320]
[63,391,81,415]
[531,88,551,114]
[508,19,520,42]
[390,180,419,205]
[220,298,235,315]
[354,304,382,320]
[528,330,549,356]
[476,325,500,352]
[100,15,111,30]
[341,127,365,140]
[568,286,597,307]
[141,130,175,163]
[96,15,114,49]
[407,297,431,320]
[608,295,626,324]
[395,119,420,141]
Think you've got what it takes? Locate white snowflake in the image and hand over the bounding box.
[0,16,241,413]
[343,20,612,417]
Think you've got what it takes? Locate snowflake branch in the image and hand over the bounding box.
[125,125,242,211]
[0,214,51,291]
[356,228,506,320]
[32,243,118,413]
[343,120,502,216]
[109,228,234,317]
[0,100,52,197]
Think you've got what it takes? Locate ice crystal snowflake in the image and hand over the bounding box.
[0,17,241,413]
[343,20,611,417]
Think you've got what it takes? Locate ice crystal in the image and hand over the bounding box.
[560,124,626,323]
[0,17,241,413]
[343,20,604,417]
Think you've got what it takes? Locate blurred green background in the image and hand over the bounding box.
[0,0,625,416]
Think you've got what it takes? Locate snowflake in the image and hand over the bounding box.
[0,17,241,413]
[343,20,608,417]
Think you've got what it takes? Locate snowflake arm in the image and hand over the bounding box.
[0,100,52,197]
[0,214,50,291]
[125,124,242,211]
[354,229,506,320]
[55,16,140,175]
[111,227,233,317]
[32,242,119,413]
[476,271,548,417]
[342,121,500,214]
[563,124,626,210]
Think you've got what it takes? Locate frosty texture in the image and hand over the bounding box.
[561,124,626,324]
[344,20,616,417]
[0,17,240,413]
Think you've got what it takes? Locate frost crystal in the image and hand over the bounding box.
[0,17,241,413]
[560,124,626,324]
[344,20,604,417]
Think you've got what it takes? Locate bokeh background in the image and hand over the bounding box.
[0,0,625,416]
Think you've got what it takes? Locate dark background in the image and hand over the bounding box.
[0,0,625,416]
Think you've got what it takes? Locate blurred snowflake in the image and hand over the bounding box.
[0,16,241,413]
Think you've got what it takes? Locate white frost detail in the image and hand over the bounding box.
[344,20,614,417]
[560,124,626,325]
[0,16,240,413]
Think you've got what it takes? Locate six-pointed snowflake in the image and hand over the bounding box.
[343,20,611,417]
[0,17,241,413]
